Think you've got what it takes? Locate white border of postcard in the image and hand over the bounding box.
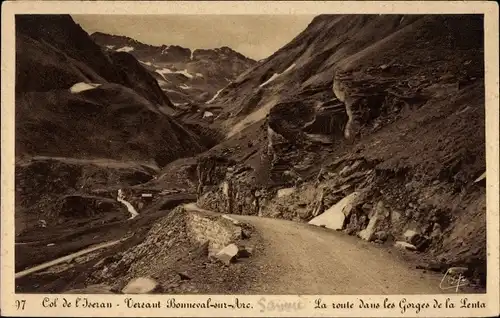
[1,1,499,317]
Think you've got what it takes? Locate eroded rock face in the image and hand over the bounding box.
[192,14,485,286]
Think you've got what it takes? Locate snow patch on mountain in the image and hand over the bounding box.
[206,87,225,104]
[106,45,115,50]
[116,46,135,52]
[69,82,101,93]
[180,84,191,90]
[139,60,152,66]
[177,70,193,79]
[203,111,214,118]
[156,68,194,79]
[172,102,189,107]
[259,63,296,88]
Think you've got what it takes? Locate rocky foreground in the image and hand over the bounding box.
[15,14,486,294]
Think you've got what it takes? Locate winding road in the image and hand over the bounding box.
[17,203,445,294]
[184,204,445,294]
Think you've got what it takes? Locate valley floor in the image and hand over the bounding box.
[15,202,484,294]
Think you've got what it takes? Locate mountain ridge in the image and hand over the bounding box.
[90,31,257,104]
[90,31,254,62]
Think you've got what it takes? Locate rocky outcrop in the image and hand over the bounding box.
[193,14,485,286]
[108,51,174,108]
[214,244,240,265]
[88,205,255,293]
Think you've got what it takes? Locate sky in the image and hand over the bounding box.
[72,15,316,60]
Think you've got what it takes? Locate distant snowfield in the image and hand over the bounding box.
[259,63,296,88]
[116,46,134,52]
[69,82,101,93]
[156,68,194,79]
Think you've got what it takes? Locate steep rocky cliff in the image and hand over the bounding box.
[195,14,486,284]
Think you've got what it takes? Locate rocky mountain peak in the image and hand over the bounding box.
[90,31,256,104]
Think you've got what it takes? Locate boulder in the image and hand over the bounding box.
[121,277,159,294]
[237,246,254,258]
[390,210,402,224]
[374,230,388,242]
[358,201,388,241]
[308,192,359,230]
[430,223,442,240]
[277,187,296,198]
[215,243,240,265]
[403,229,419,244]
[413,235,431,252]
[402,229,430,251]
[394,241,417,251]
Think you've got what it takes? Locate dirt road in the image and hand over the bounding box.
[229,214,446,294]
[183,204,446,294]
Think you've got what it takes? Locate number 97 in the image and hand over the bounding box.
[15,299,26,310]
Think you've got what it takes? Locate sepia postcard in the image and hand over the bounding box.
[1,1,499,317]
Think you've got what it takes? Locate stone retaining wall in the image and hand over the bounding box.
[185,211,242,255]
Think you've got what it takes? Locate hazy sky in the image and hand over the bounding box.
[72,15,315,60]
